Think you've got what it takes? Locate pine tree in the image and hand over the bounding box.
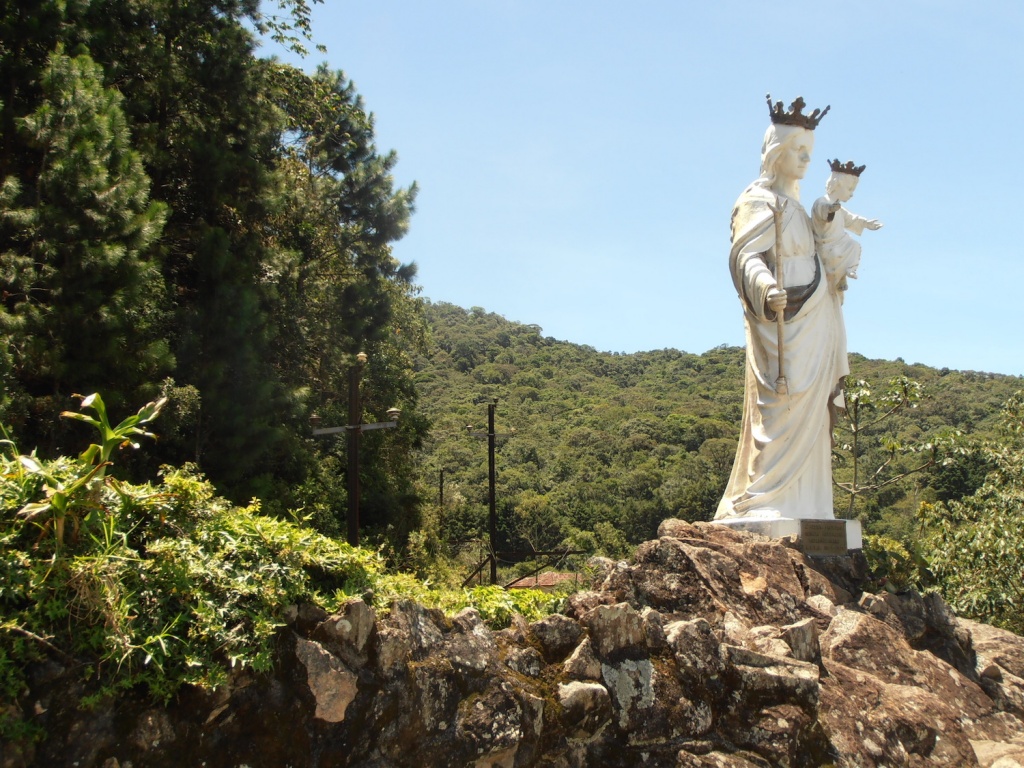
[0,48,168,452]
[57,0,303,492]
[0,2,427,530]
[264,62,426,534]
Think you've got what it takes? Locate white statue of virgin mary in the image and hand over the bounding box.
[715,96,848,523]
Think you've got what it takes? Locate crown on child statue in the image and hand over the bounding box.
[766,94,830,130]
[828,159,866,176]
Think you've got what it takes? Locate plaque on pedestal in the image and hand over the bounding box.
[799,519,849,556]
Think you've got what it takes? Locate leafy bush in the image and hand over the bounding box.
[368,573,562,630]
[862,534,931,594]
[919,391,1024,633]
[465,584,563,627]
[0,397,385,737]
[0,394,566,742]
[1,459,384,706]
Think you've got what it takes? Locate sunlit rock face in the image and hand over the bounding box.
[9,520,1024,767]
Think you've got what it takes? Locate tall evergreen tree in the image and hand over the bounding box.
[63,0,305,491]
[0,2,427,535]
[264,62,426,534]
[0,48,168,452]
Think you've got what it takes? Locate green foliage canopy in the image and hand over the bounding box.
[410,303,1023,569]
[0,0,426,539]
[920,391,1024,633]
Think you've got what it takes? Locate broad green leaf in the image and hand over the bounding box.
[61,411,102,428]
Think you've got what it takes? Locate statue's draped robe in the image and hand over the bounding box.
[715,184,847,520]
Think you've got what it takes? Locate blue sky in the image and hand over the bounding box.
[264,1,1024,376]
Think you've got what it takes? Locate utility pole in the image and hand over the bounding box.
[460,402,583,590]
[487,400,498,585]
[466,398,512,584]
[310,352,400,547]
[346,352,365,546]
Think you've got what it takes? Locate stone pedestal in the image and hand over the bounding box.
[714,517,862,554]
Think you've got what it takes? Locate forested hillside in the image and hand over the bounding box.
[411,301,1023,562]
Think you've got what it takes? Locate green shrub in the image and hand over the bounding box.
[919,391,1024,633]
[367,574,561,630]
[465,584,563,628]
[0,397,386,737]
[0,394,566,742]
[862,534,931,593]
[1,461,384,708]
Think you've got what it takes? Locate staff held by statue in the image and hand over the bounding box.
[768,197,788,395]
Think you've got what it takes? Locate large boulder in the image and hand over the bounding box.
[530,613,584,662]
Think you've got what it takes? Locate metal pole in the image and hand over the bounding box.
[488,400,497,585]
[347,353,365,546]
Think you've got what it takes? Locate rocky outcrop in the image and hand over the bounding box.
[5,520,1024,767]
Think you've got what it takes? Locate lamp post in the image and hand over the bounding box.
[310,352,400,547]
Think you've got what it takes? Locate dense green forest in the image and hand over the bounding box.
[2,1,1023,741]
[409,301,1022,563]
[0,2,546,733]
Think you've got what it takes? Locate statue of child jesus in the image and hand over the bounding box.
[811,159,883,298]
